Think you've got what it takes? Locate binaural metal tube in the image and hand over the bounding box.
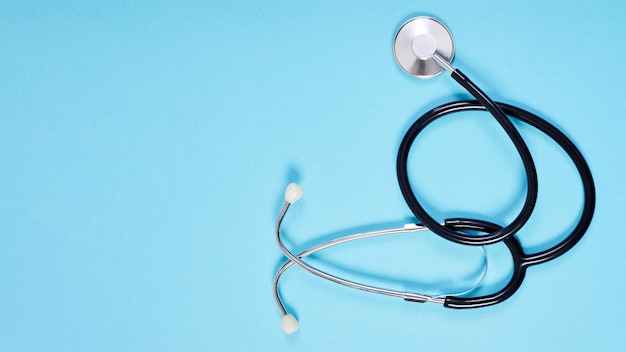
[273,200,490,317]
[274,217,447,315]
[274,202,437,312]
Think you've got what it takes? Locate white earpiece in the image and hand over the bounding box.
[281,313,300,334]
[284,183,303,204]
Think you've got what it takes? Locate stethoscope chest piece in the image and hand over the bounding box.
[393,16,455,79]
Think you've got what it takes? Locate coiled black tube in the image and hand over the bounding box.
[397,70,595,261]
[398,70,539,245]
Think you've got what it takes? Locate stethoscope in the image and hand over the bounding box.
[273,17,596,334]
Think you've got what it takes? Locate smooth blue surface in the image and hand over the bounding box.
[1,1,625,351]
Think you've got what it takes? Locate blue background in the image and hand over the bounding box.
[1,1,625,351]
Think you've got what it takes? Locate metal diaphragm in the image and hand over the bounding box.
[393,17,455,79]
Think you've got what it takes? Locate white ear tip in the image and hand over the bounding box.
[284,183,303,204]
[281,313,299,334]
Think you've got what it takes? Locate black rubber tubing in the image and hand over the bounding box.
[398,97,595,266]
[427,96,596,308]
[397,69,595,249]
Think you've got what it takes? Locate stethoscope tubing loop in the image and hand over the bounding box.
[398,69,539,246]
[398,97,595,264]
